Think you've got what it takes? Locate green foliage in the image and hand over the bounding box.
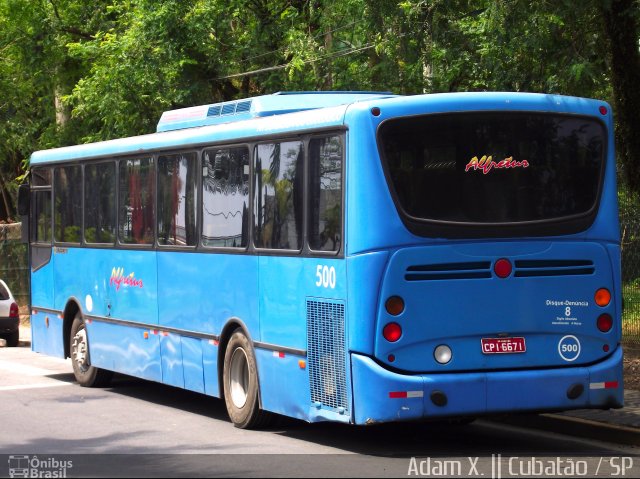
[1,0,639,222]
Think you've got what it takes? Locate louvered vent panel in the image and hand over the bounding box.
[306,299,348,412]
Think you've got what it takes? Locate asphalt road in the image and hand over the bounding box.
[1,346,639,477]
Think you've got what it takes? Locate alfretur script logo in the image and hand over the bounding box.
[110,267,144,291]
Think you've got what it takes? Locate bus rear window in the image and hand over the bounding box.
[378,112,606,237]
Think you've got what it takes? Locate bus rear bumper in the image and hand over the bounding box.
[350,347,623,425]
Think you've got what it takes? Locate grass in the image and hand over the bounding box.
[623,286,640,343]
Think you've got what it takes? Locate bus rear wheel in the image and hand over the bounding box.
[223,329,272,429]
[70,313,113,387]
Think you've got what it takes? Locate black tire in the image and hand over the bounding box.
[223,329,272,429]
[70,313,113,387]
[6,330,19,347]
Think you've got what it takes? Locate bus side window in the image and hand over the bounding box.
[308,136,342,252]
[85,162,116,244]
[53,165,82,244]
[202,146,250,248]
[30,168,52,245]
[119,157,155,245]
[157,152,197,247]
[253,140,304,250]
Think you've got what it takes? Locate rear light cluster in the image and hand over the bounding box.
[595,288,613,333]
[9,302,18,319]
[383,296,404,343]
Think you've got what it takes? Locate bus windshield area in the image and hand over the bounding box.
[378,112,605,228]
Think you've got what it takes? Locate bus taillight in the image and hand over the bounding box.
[385,296,405,316]
[383,322,402,342]
[597,313,613,332]
[595,288,611,307]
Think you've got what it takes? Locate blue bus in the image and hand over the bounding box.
[22,91,623,428]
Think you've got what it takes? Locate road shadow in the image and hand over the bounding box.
[84,374,631,458]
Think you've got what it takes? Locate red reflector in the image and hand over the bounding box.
[597,313,613,332]
[590,381,619,390]
[599,106,608,115]
[389,391,407,398]
[9,302,19,318]
[383,322,402,342]
[494,258,512,278]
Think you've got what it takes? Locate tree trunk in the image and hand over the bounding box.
[323,29,333,90]
[0,171,13,221]
[54,84,70,128]
[601,0,640,194]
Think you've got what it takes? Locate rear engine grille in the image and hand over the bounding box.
[514,260,594,277]
[405,261,492,281]
[306,299,348,413]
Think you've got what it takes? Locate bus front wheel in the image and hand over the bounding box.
[70,313,113,387]
[223,329,272,429]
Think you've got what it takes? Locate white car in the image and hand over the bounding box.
[0,279,19,347]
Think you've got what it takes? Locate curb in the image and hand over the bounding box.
[495,412,640,446]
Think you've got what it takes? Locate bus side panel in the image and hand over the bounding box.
[257,256,348,421]
[87,320,162,382]
[31,259,61,357]
[255,348,309,421]
[160,333,185,388]
[345,251,389,356]
[30,311,64,358]
[31,256,55,310]
[52,248,159,324]
[53,248,161,379]
[202,339,220,397]
[182,336,205,394]
[156,251,259,395]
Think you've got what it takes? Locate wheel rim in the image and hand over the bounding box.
[72,327,90,372]
[229,347,249,409]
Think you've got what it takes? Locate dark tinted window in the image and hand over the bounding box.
[254,140,304,250]
[85,162,116,244]
[202,146,249,248]
[54,165,82,243]
[379,113,605,226]
[119,158,154,244]
[0,282,8,300]
[32,168,51,187]
[157,152,197,246]
[32,191,52,244]
[309,136,342,252]
[31,168,52,245]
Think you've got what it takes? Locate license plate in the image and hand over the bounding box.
[481,337,526,354]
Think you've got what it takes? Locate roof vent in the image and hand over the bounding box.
[156,91,396,132]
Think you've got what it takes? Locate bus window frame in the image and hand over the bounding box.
[83,159,117,247]
[200,142,251,253]
[116,155,156,249]
[252,137,306,254]
[306,134,344,256]
[155,148,199,250]
[52,163,84,246]
[33,127,346,259]
[30,166,53,247]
